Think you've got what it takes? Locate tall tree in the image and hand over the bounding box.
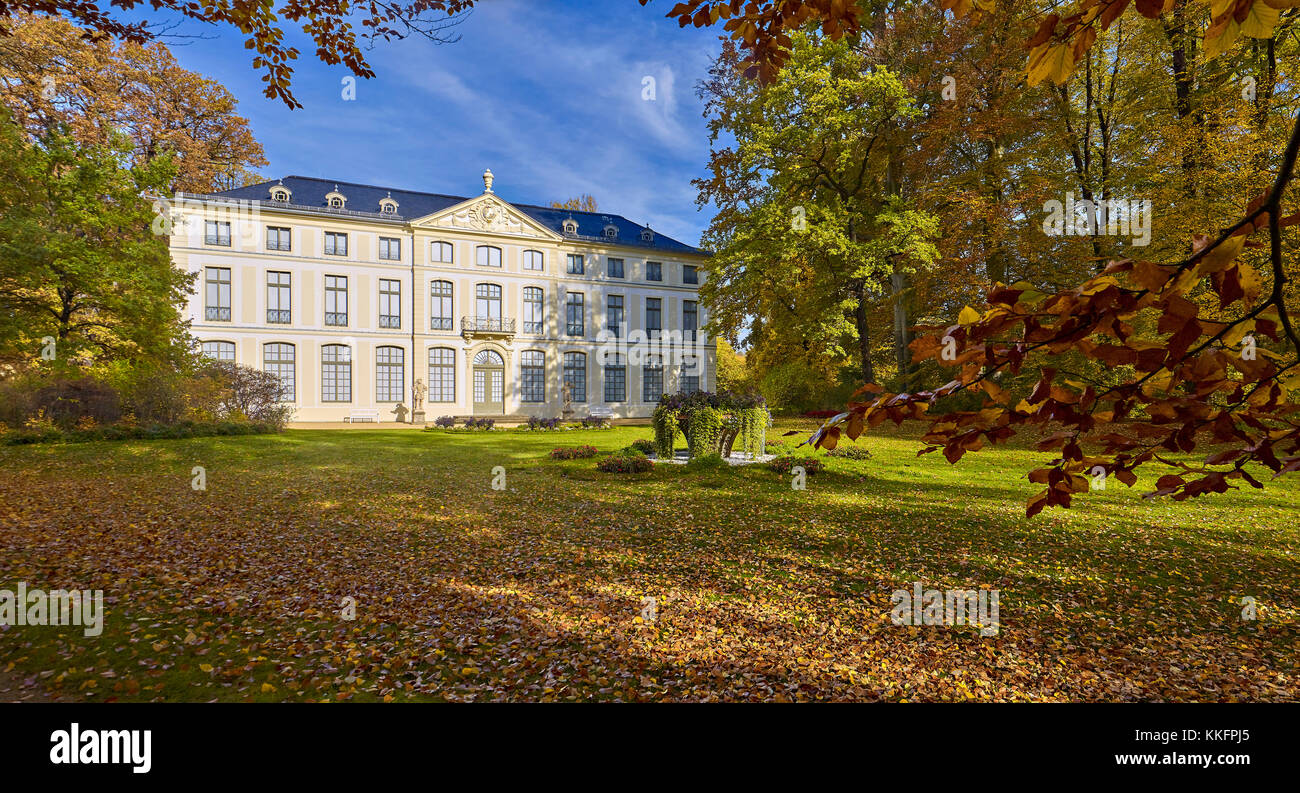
[698,35,939,385]
[0,110,192,369]
[549,195,600,212]
[0,14,266,193]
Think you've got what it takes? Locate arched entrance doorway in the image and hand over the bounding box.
[472,349,505,414]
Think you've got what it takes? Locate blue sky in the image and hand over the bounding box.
[160,0,723,247]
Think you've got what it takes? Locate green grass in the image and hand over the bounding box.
[0,421,1296,701]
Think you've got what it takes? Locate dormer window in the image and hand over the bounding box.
[269,181,291,202]
[379,196,399,215]
[603,223,619,240]
[325,186,346,209]
[562,217,578,235]
[641,225,655,243]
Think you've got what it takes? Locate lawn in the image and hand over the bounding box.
[1,421,1296,701]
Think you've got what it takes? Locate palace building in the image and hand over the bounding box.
[167,171,713,422]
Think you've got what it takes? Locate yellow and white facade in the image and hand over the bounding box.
[166,171,713,422]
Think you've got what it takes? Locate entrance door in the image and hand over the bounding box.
[472,349,505,414]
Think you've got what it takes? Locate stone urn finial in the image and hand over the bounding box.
[483,169,494,193]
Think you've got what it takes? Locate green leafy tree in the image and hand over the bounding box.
[698,35,940,386]
[0,111,192,370]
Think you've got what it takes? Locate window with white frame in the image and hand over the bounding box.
[324,275,347,326]
[430,280,453,330]
[321,344,351,402]
[428,347,455,402]
[523,286,543,333]
[266,271,291,324]
[431,241,453,263]
[379,279,401,329]
[376,346,405,402]
[204,267,231,321]
[202,340,235,361]
[379,236,401,261]
[263,343,295,401]
[520,350,545,403]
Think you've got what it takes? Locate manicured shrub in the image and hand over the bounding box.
[769,456,823,475]
[463,418,495,430]
[827,444,873,460]
[433,415,456,428]
[550,445,599,460]
[581,415,610,428]
[527,416,561,430]
[628,438,657,456]
[684,452,729,473]
[596,452,653,473]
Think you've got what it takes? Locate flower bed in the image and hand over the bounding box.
[596,452,653,473]
[549,445,599,460]
[768,456,823,475]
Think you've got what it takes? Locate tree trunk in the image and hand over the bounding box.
[853,280,875,383]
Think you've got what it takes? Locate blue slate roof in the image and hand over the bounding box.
[212,175,703,255]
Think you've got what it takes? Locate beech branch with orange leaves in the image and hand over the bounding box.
[797,111,1300,516]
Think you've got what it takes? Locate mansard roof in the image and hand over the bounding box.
[214,175,702,255]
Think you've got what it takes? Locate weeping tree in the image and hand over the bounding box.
[652,391,771,460]
[697,34,940,387]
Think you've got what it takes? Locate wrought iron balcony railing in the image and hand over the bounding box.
[324,312,348,326]
[461,316,515,334]
[379,315,401,329]
[205,307,231,321]
[267,309,291,324]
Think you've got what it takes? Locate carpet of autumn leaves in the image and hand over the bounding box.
[0,421,1297,702]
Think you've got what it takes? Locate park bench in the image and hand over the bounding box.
[344,409,380,423]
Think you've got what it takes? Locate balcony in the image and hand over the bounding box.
[267,309,291,324]
[461,316,515,341]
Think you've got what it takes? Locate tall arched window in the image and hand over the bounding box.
[520,351,545,403]
[563,352,586,403]
[322,344,352,403]
[430,280,453,330]
[201,340,236,361]
[263,343,295,402]
[522,286,543,333]
[376,346,405,402]
[429,348,456,403]
[476,245,502,268]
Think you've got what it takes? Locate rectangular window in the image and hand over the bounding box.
[523,286,543,334]
[321,345,352,403]
[646,261,662,281]
[683,264,698,284]
[266,271,291,324]
[430,281,453,330]
[642,358,663,403]
[429,348,455,402]
[205,220,231,246]
[523,250,544,271]
[683,300,698,341]
[266,226,291,251]
[604,354,626,403]
[477,246,502,267]
[607,258,624,278]
[606,294,624,339]
[520,350,545,403]
[563,352,586,403]
[204,267,231,321]
[324,275,348,326]
[431,241,454,263]
[645,298,661,336]
[566,292,585,336]
[376,347,404,402]
[680,356,701,394]
[379,279,401,329]
[202,340,235,361]
[567,253,585,275]
[324,232,348,256]
[379,236,401,261]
